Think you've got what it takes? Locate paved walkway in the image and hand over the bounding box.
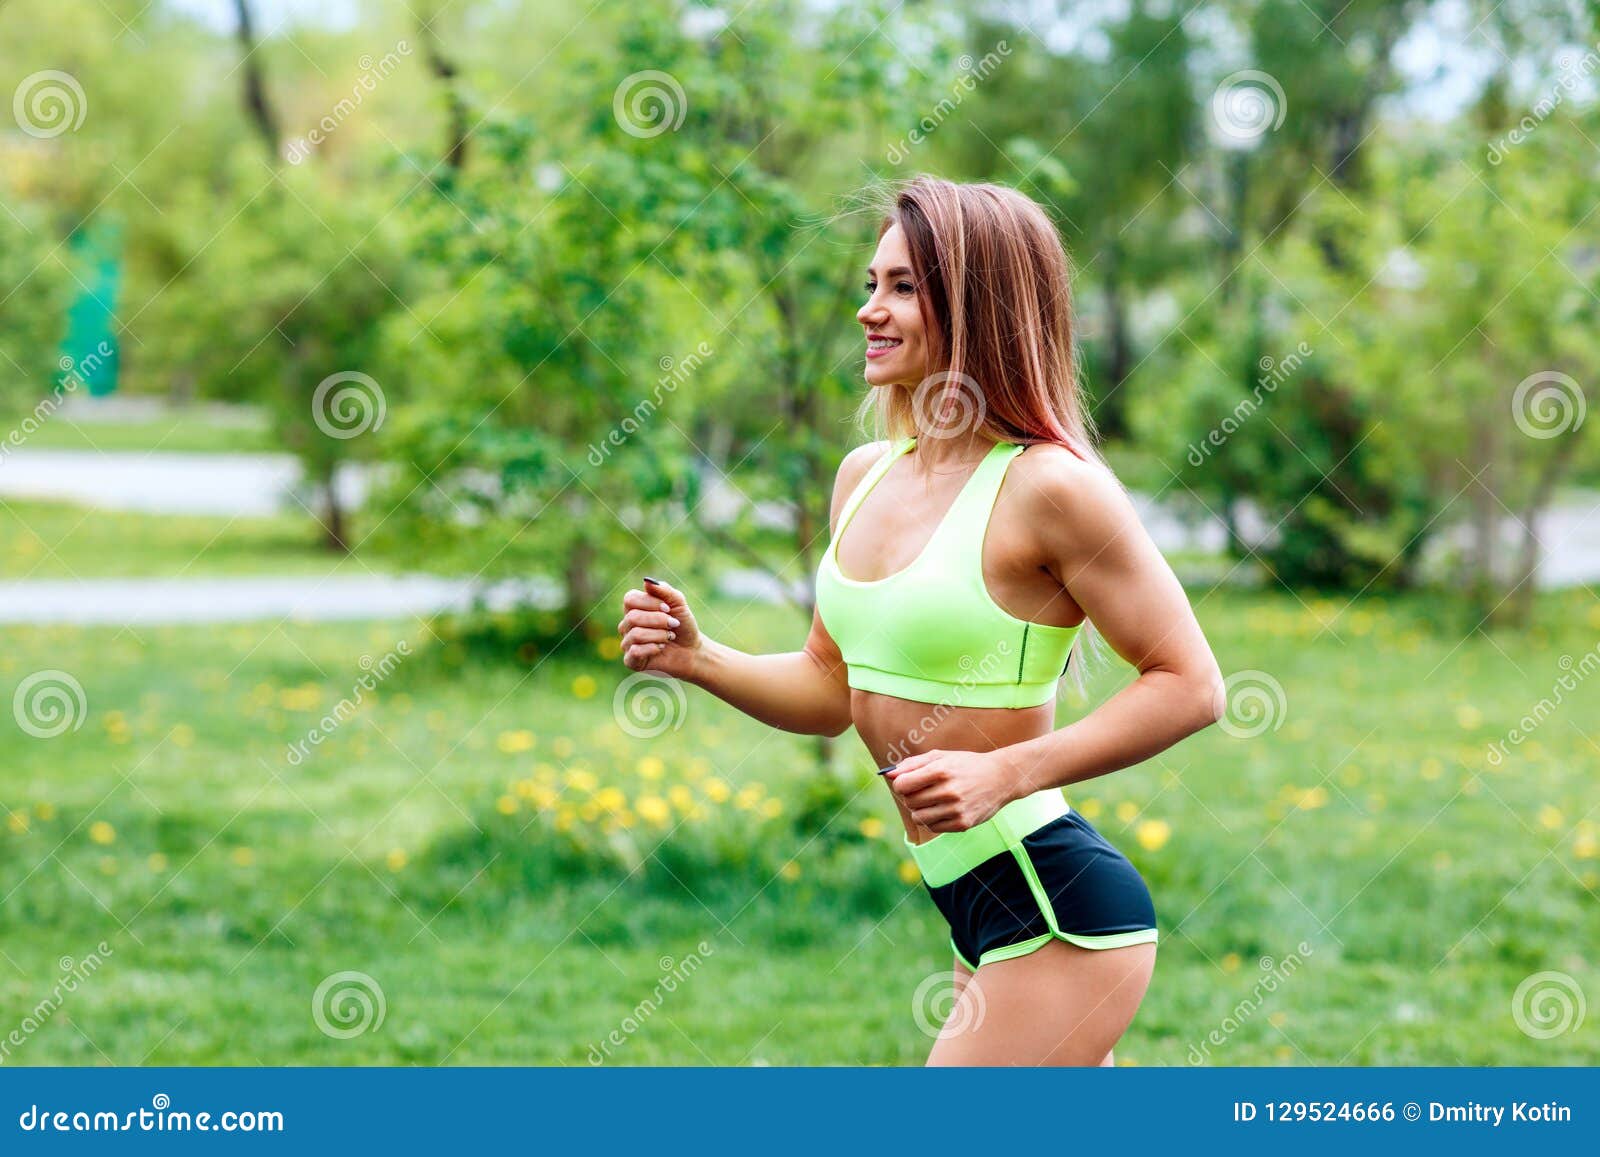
[2,450,1594,625]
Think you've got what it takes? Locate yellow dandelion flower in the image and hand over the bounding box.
[8,811,29,835]
[1455,704,1482,730]
[579,801,601,822]
[687,756,711,779]
[597,637,622,660]
[497,730,536,754]
[89,820,115,846]
[859,817,885,839]
[594,787,627,812]
[1587,603,1600,630]
[147,852,168,873]
[668,785,694,812]
[1268,1011,1287,1028]
[1274,1045,1292,1061]
[496,794,519,815]
[1115,800,1138,823]
[735,787,762,810]
[565,769,598,793]
[1221,952,1241,973]
[278,686,320,711]
[1582,870,1599,889]
[636,796,671,826]
[556,813,574,832]
[1297,786,1329,810]
[426,710,448,731]
[553,736,575,758]
[514,777,538,800]
[386,847,408,871]
[760,798,783,819]
[1367,791,1388,809]
[572,675,597,699]
[636,756,665,780]
[1574,832,1599,859]
[897,860,922,886]
[1538,805,1564,830]
[615,809,635,829]
[33,801,55,821]
[171,723,195,748]
[1135,819,1171,852]
[779,861,801,881]
[1076,798,1101,820]
[1420,757,1442,781]
[1339,764,1363,786]
[230,847,254,867]
[704,778,731,803]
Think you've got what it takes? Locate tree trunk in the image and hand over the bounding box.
[417,11,469,173]
[565,529,596,639]
[321,462,349,553]
[232,0,281,162]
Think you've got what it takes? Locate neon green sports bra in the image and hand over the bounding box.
[813,435,1080,709]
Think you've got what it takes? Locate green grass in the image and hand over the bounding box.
[1,587,1597,1065]
[13,413,276,455]
[0,499,358,578]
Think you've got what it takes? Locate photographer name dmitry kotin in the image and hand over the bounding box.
[1431,1101,1572,1126]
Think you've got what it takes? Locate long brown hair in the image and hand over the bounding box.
[854,174,1115,694]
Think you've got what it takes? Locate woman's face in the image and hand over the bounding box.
[857,222,938,389]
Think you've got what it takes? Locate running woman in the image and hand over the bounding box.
[617,175,1225,1066]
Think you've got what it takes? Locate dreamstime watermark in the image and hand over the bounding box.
[587,340,713,466]
[0,942,113,1064]
[12,669,87,739]
[1185,941,1313,1064]
[1,342,114,463]
[612,70,686,138]
[311,371,386,439]
[12,70,86,138]
[1186,341,1313,466]
[1486,642,1600,767]
[311,971,386,1039]
[1511,970,1585,1039]
[1209,69,1286,145]
[284,41,412,164]
[911,969,985,1039]
[1214,669,1287,739]
[586,942,714,1063]
[881,641,1013,768]
[886,42,1011,164]
[612,671,689,739]
[1487,42,1600,164]
[910,369,987,439]
[284,641,411,765]
[1511,370,1585,439]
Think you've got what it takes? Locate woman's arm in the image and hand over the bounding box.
[617,442,886,739]
[994,449,1226,796]
[886,446,1225,831]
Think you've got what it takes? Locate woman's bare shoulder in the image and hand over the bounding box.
[1006,442,1136,556]
[829,440,894,513]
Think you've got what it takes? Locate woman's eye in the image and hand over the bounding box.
[863,280,876,294]
[896,282,914,294]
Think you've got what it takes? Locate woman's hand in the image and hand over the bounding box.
[884,748,1026,834]
[618,576,704,680]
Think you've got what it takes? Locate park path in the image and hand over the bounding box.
[2,449,1595,624]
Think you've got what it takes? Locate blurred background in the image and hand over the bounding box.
[0,0,1596,1065]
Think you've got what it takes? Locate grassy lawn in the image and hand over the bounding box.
[2,585,1597,1066]
[14,413,277,455]
[0,499,356,579]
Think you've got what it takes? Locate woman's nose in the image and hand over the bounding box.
[857,297,883,325]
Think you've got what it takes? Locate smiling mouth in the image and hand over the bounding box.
[866,337,903,353]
